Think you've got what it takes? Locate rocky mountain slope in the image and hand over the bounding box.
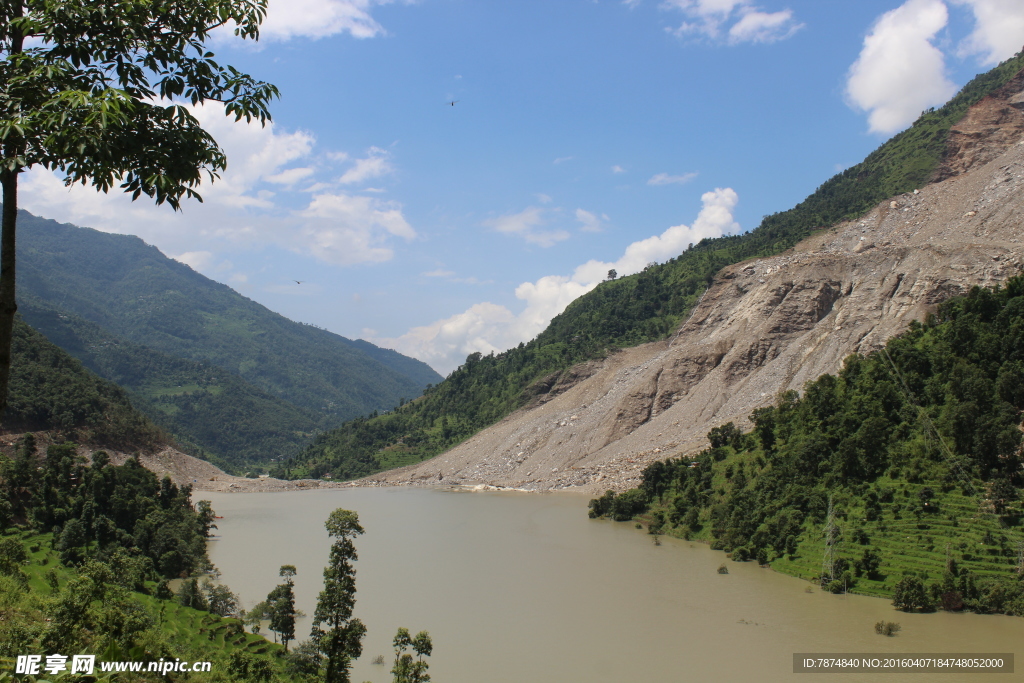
[359,72,1024,494]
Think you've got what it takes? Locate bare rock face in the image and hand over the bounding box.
[935,70,1024,181]
[362,86,1024,495]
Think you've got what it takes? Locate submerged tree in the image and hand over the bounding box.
[312,508,366,683]
[0,0,278,414]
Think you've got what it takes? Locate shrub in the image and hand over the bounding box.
[874,621,901,636]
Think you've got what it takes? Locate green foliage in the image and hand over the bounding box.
[14,210,441,466]
[4,316,165,450]
[19,299,318,469]
[599,275,1024,615]
[267,564,298,652]
[281,52,1024,482]
[391,627,432,683]
[313,508,366,683]
[892,576,932,612]
[3,438,213,581]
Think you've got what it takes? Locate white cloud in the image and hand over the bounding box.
[576,208,607,233]
[845,0,957,135]
[484,206,570,248]
[648,171,698,186]
[299,192,415,264]
[265,167,315,186]
[378,187,741,374]
[259,0,404,41]
[954,0,1024,66]
[727,9,801,44]
[663,0,803,44]
[612,165,626,174]
[19,102,415,268]
[339,147,394,185]
[553,156,574,165]
[423,269,456,278]
[174,251,216,271]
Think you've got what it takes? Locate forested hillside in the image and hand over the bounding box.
[4,318,166,452]
[592,277,1024,614]
[277,52,1024,482]
[13,210,441,464]
[20,301,317,469]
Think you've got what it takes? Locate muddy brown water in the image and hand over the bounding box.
[203,488,1022,682]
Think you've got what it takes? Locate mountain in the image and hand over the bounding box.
[17,299,318,468]
[12,212,442,464]
[277,51,1024,483]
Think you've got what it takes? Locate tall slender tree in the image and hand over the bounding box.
[0,0,278,414]
[312,508,366,683]
[268,564,297,652]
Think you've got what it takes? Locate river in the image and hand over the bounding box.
[203,487,1021,682]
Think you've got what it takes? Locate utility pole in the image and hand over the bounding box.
[821,495,837,589]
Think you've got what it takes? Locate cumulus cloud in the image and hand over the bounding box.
[299,192,415,264]
[663,0,803,44]
[648,171,698,186]
[611,165,626,174]
[378,188,741,374]
[484,207,570,247]
[258,0,407,41]
[18,102,415,270]
[954,0,1024,66]
[845,0,957,135]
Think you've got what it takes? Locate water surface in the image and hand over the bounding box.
[204,487,1021,682]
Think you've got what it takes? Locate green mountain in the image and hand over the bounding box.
[4,317,166,451]
[278,51,1024,481]
[12,210,442,465]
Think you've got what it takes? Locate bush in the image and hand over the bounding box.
[874,621,901,636]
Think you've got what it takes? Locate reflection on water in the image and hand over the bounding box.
[203,488,1022,683]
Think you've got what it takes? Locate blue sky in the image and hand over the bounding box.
[21,0,1024,374]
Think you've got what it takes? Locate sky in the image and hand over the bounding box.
[19,0,1024,375]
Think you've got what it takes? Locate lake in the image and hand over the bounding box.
[203,487,1021,682]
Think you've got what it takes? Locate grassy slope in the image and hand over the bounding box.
[280,51,1024,481]
[0,530,295,681]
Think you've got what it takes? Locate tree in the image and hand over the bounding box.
[391,627,432,683]
[892,575,931,612]
[312,508,367,683]
[606,269,617,280]
[268,564,298,652]
[0,1,278,414]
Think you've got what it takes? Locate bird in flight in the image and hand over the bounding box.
[447,100,459,106]
[294,280,304,285]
